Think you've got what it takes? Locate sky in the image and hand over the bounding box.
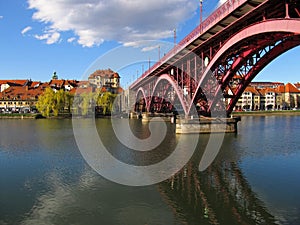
[0,0,299,88]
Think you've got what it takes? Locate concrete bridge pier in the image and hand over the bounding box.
[137,112,240,134]
[175,117,241,134]
[141,112,175,122]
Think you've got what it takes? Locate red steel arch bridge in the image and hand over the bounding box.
[129,0,300,117]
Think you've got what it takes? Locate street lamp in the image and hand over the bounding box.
[158,45,161,61]
[199,0,203,33]
[174,28,177,48]
[200,0,203,25]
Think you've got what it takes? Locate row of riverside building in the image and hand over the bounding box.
[0,70,299,113]
[232,82,300,111]
[0,70,122,113]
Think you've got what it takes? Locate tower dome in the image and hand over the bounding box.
[52,71,58,80]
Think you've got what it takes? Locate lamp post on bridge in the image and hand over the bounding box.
[158,45,161,61]
[174,28,176,47]
[200,0,203,32]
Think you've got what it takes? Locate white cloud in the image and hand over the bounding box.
[34,29,61,44]
[27,0,198,47]
[67,37,76,43]
[0,16,3,20]
[21,26,32,35]
[142,45,160,52]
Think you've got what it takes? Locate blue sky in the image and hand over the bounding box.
[0,0,299,87]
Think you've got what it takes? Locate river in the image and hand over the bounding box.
[0,116,299,225]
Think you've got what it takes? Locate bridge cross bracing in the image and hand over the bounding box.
[130,0,300,117]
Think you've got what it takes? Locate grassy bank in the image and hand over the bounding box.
[232,110,300,116]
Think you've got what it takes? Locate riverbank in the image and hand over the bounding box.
[2,110,300,119]
[0,113,37,119]
[232,110,300,116]
[0,113,71,119]
[0,113,113,119]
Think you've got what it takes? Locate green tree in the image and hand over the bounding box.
[37,88,117,117]
[65,92,74,114]
[81,93,90,116]
[97,91,117,115]
[36,87,55,117]
[36,88,74,117]
[72,94,82,115]
[52,89,65,116]
[80,92,98,116]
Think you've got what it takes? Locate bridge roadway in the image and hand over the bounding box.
[129,0,300,117]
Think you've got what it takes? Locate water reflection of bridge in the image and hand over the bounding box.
[158,161,277,225]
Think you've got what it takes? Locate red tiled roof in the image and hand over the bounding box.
[49,79,65,87]
[244,86,260,95]
[30,81,41,88]
[275,83,300,93]
[0,80,28,86]
[47,79,78,89]
[294,82,300,89]
[70,87,94,95]
[111,73,120,78]
[265,87,278,93]
[276,85,285,93]
[65,80,78,87]
[258,87,278,95]
[285,83,300,93]
[0,85,44,101]
[89,69,114,79]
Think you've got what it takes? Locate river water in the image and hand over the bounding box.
[0,116,299,225]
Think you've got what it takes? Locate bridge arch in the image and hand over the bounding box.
[190,19,300,116]
[150,74,191,116]
[135,87,148,112]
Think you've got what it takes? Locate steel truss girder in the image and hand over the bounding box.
[227,37,300,114]
[190,19,300,116]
